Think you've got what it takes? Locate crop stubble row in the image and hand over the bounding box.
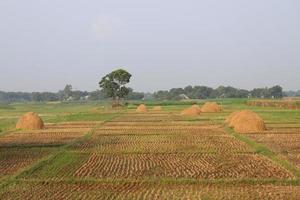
[0,147,52,176]
[72,134,253,153]
[1,181,300,200]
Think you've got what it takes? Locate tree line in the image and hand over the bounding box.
[154,85,284,100]
[284,90,300,97]
[0,67,289,103]
[0,84,286,103]
[0,85,144,103]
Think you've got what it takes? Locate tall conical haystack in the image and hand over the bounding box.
[201,102,222,113]
[16,112,44,130]
[136,104,147,113]
[225,110,266,133]
[181,105,201,116]
[152,106,162,111]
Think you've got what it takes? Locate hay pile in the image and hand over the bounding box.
[225,110,266,133]
[181,105,201,116]
[136,104,147,113]
[201,102,222,113]
[152,106,162,111]
[16,112,44,130]
[225,111,240,125]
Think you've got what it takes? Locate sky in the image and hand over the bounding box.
[0,0,300,92]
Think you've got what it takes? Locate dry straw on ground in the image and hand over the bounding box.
[201,102,222,113]
[152,106,162,111]
[225,110,266,133]
[16,112,44,130]
[136,104,148,113]
[181,105,201,116]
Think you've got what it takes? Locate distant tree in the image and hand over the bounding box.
[71,90,88,101]
[62,84,73,101]
[88,90,106,100]
[99,69,132,105]
[250,86,283,99]
[251,88,264,98]
[191,86,214,99]
[153,85,249,100]
[126,88,144,100]
[284,90,300,97]
[270,85,283,98]
[153,90,169,100]
[31,92,43,102]
[168,88,185,99]
[214,86,242,98]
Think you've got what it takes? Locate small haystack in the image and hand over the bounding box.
[152,106,162,111]
[181,105,201,116]
[201,102,222,113]
[191,104,202,113]
[225,110,266,133]
[16,112,44,130]
[136,104,148,113]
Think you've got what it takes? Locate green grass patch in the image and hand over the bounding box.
[0,118,17,133]
[0,104,15,110]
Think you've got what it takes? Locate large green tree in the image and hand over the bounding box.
[99,69,132,105]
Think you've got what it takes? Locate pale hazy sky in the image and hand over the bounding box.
[0,0,300,92]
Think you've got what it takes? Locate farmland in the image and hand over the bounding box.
[0,100,300,199]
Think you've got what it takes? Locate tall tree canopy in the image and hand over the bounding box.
[99,69,132,105]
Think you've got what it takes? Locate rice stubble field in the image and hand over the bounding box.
[0,103,300,199]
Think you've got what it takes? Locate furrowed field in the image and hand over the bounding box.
[1,99,300,199]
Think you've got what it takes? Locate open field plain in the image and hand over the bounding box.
[0,100,300,199]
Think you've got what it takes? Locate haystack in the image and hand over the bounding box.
[16,112,44,130]
[225,111,240,126]
[191,104,201,113]
[136,104,147,113]
[201,102,222,113]
[181,105,201,116]
[152,106,162,111]
[225,110,266,133]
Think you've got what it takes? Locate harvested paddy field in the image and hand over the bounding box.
[1,106,300,199]
[0,147,53,177]
[2,181,300,200]
[0,122,98,179]
[72,134,253,153]
[247,124,300,169]
[0,122,97,147]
